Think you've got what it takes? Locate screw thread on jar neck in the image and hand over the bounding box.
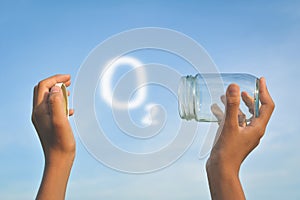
[178,75,197,121]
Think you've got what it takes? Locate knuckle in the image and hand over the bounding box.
[253,138,261,148]
[270,100,275,111]
[227,100,240,108]
[254,124,266,138]
[226,96,240,105]
[223,121,237,131]
[258,130,265,138]
[37,80,45,89]
[32,107,43,119]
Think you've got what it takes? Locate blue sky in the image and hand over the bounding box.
[1,1,300,199]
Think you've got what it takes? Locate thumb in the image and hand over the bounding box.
[224,84,240,128]
[48,86,66,122]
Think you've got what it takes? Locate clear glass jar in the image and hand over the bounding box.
[178,73,259,122]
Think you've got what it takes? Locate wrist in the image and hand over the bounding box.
[206,156,246,200]
[45,150,75,168]
[206,152,240,177]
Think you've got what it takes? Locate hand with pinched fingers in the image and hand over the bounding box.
[32,74,75,160]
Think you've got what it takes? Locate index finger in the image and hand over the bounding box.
[36,74,71,106]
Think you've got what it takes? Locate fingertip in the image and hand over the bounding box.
[241,91,247,100]
[259,77,267,89]
[66,74,71,81]
[220,95,226,104]
[226,84,240,97]
[211,103,223,122]
[241,91,252,101]
[260,76,266,82]
[65,79,71,87]
[50,85,61,94]
[69,109,74,116]
[241,91,248,97]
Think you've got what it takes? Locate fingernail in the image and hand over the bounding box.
[228,85,239,97]
[50,86,60,93]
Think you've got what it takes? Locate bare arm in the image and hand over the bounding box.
[206,77,275,200]
[32,74,75,200]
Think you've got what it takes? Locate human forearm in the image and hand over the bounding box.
[36,151,75,200]
[206,158,245,200]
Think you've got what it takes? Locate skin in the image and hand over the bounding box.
[32,74,75,200]
[32,75,274,200]
[206,77,275,200]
